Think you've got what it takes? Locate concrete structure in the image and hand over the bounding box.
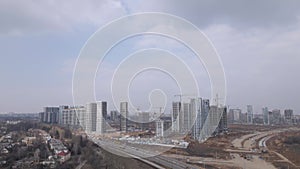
[247,105,253,124]
[262,107,269,125]
[110,110,118,121]
[120,102,128,132]
[40,107,59,124]
[41,105,86,129]
[172,102,181,132]
[77,106,86,130]
[156,115,172,137]
[228,108,242,124]
[217,106,227,133]
[155,119,164,137]
[182,102,192,133]
[58,106,69,124]
[86,103,97,132]
[85,102,107,134]
[138,111,150,130]
[61,107,73,125]
[270,109,281,125]
[284,109,294,124]
[205,105,227,136]
[96,101,107,134]
[201,99,210,129]
[208,106,220,133]
[191,98,201,141]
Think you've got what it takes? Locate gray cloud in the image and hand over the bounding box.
[0,0,126,35]
[1,0,300,114]
[125,0,300,29]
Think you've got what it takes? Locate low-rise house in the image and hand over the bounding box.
[0,148,8,154]
[21,136,36,145]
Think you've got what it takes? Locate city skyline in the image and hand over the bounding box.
[2,1,300,169]
[1,0,300,115]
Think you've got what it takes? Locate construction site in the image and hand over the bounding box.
[158,124,300,169]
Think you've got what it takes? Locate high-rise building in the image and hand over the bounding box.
[138,111,150,130]
[62,107,78,126]
[201,99,210,129]
[43,107,59,124]
[191,98,212,141]
[110,110,118,121]
[262,107,269,125]
[77,106,86,130]
[172,102,181,132]
[207,105,226,135]
[197,99,210,141]
[228,108,242,124]
[217,106,227,132]
[40,105,85,128]
[182,102,192,133]
[270,109,281,125]
[59,106,69,124]
[284,109,293,124]
[247,105,253,124]
[156,119,164,137]
[120,102,128,132]
[85,102,107,134]
[39,112,45,122]
[86,103,97,132]
[191,98,201,140]
[96,101,107,134]
[208,105,220,133]
[284,109,293,119]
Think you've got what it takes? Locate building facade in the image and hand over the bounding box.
[262,107,269,125]
[96,101,107,134]
[86,103,97,132]
[172,102,181,132]
[247,105,253,124]
[120,102,128,132]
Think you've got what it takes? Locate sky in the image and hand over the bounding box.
[0,0,300,114]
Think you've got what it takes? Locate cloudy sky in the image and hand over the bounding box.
[1,0,300,114]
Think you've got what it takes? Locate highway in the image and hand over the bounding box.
[91,138,197,169]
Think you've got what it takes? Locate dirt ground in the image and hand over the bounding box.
[267,130,300,168]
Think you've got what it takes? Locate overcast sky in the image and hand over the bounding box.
[0,0,300,114]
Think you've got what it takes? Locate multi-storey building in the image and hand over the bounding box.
[262,107,269,125]
[217,106,227,132]
[59,105,69,124]
[270,109,281,125]
[172,102,181,132]
[156,119,164,137]
[191,98,201,140]
[120,102,128,132]
[228,108,242,124]
[96,101,107,134]
[182,102,192,133]
[86,103,97,132]
[284,109,294,124]
[191,98,211,141]
[110,110,118,122]
[201,99,210,129]
[85,102,107,134]
[40,107,60,124]
[247,105,253,124]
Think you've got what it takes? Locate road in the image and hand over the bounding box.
[91,138,198,169]
[232,132,258,149]
[229,127,300,169]
[258,131,299,168]
[164,153,276,169]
